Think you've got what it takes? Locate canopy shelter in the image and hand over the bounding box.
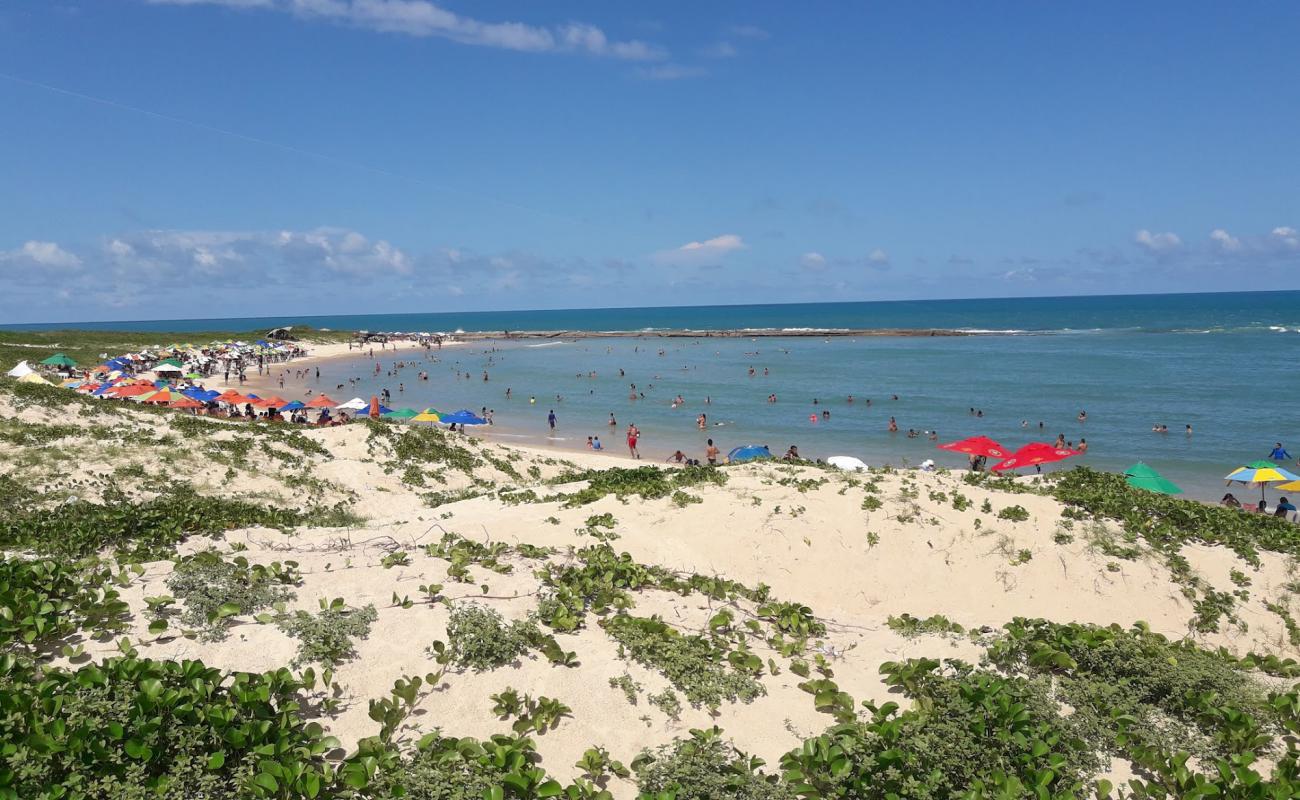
[39,353,78,369]
[727,444,771,463]
[153,363,184,375]
[991,442,1081,472]
[1123,462,1183,495]
[936,435,1009,459]
[439,409,487,426]
[1225,460,1300,507]
[6,361,34,378]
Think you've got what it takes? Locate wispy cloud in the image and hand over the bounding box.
[146,0,667,60]
[799,251,826,271]
[699,41,737,59]
[728,24,770,40]
[0,240,82,270]
[1134,229,1182,256]
[651,234,745,266]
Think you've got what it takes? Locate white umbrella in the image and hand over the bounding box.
[338,397,368,411]
[153,363,183,374]
[6,360,34,378]
[826,455,869,472]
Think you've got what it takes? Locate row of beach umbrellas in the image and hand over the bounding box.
[938,434,1300,503]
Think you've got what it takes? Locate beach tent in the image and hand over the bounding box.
[6,361,34,378]
[1123,463,1183,495]
[338,397,368,411]
[16,372,50,385]
[39,353,78,369]
[937,435,1009,459]
[991,442,1080,472]
[827,455,869,472]
[1225,460,1300,506]
[727,445,771,463]
[439,409,486,426]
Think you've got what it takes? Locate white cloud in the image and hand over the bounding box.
[652,233,745,266]
[148,0,666,60]
[1272,226,1299,249]
[799,251,826,271]
[1134,229,1182,254]
[0,240,82,269]
[1209,228,1242,252]
[867,248,890,265]
[635,63,707,80]
[699,41,737,58]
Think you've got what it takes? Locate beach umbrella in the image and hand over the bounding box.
[412,408,443,422]
[991,442,1080,472]
[386,408,420,420]
[153,363,183,375]
[1225,460,1300,506]
[256,395,290,409]
[185,372,203,380]
[304,394,338,408]
[368,396,380,419]
[338,397,368,411]
[1123,462,1183,495]
[280,400,306,411]
[439,409,486,426]
[39,353,77,369]
[170,397,204,409]
[727,444,772,463]
[827,455,869,472]
[937,435,1010,459]
[143,388,177,404]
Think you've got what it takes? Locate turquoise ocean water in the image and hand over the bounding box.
[8,291,1300,500]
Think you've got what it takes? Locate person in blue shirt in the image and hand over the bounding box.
[1276,497,1297,517]
[1270,443,1292,461]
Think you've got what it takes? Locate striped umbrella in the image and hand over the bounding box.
[1225,460,1300,506]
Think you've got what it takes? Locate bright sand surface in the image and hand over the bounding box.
[4,384,1299,797]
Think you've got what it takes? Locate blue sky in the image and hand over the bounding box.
[1,1,1298,323]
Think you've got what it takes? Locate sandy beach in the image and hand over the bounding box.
[5,373,1300,797]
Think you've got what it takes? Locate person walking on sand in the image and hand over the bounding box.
[627,424,641,459]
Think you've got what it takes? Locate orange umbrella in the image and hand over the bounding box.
[111,384,154,397]
[368,395,380,418]
[305,394,338,408]
[143,388,175,404]
[170,397,204,409]
[254,395,289,408]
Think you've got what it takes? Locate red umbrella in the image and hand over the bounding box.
[305,394,338,408]
[368,395,380,419]
[937,435,1010,459]
[991,442,1080,472]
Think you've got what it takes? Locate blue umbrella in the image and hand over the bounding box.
[727,445,771,463]
[281,400,306,411]
[440,409,487,426]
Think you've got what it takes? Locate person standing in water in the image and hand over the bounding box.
[627,424,640,459]
[547,409,557,434]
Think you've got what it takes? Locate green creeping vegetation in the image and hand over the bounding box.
[550,464,727,507]
[0,654,345,800]
[163,550,302,642]
[488,686,573,735]
[277,598,379,668]
[1051,467,1300,565]
[601,614,766,710]
[0,480,347,562]
[634,726,792,800]
[365,420,483,476]
[438,603,540,672]
[609,672,642,704]
[996,504,1031,522]
[886,612,970,639]
[0,556,130,651]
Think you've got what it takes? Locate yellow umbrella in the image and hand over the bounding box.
[1277,480,1300,492]
[411,408,443,423]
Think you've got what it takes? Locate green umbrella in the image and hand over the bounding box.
[185,372,203,379]
[158,358,183,368]
[1123,462,1183,495]
[39,353,77,368]
[386,408,420,419]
